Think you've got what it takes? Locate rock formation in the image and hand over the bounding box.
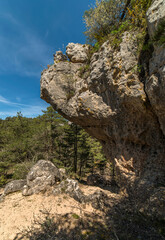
[0,179,26,202]
[53,178,85,202]
[53,178,110,210]
[40,0,165,220]
[0,160,112,212]
[4,179,26,195]
[22,160,61,196]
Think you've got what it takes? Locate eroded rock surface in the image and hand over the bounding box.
[41,1,165,220]
[66,43,90,63]
[146,0,165,37]
[4,180,26,195]
[53,178,85,202]
[53,178,111,210]
[145,0,165,135]
[0,179,26,202]
[22,160,61,196]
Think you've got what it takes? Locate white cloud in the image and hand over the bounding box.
[0,94,28,107]
[0,94,48,119]
[0,95,9,104]
[0,105,45,119]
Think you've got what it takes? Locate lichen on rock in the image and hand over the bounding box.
[40,0,165,220]
[22,160,61,196]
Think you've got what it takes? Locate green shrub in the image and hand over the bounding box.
[0,161,11,186]
[83,0,125,44]
[128,0,152,28]
[83,0,153,54]
[12,161,35,180]
[78,64,90,78]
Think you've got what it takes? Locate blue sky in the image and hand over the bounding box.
[0,0,95,119]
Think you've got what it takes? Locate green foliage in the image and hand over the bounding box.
[72,213,80,219]
[83,0,153,55]
[152,19,165,46]
[128,0,152,28]
[83,0,125,44]
[0,106,107,186]
[93,41,100,51]
[78,64,90,78]
[86,135,106,174]
[12,161,35,180]
[108,20,131,48]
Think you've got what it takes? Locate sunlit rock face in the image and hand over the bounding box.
[41,0,165,220]
[146,0,165,136]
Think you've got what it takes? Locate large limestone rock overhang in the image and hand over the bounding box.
[41,0,165,220]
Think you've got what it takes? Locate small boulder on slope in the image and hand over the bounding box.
[22,160,61,196]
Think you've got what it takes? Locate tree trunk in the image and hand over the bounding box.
[120,0,131,21]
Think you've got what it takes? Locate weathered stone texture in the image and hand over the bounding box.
[40,0,165,220]
[53,178,85,202]
[54,51,67,62]
[145,0,165,135]
[146,0,165,37]
[4,179,26,195]
[22,160,61,196]
[53,178,111,210]
[66,43,90,63]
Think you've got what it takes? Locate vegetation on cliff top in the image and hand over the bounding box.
[83,0,153,50]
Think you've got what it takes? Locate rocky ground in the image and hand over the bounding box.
[0,159,164,240]
[0,185,117,240]
[0,183,164,240]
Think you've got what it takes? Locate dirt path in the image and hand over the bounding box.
[0,185,109,240]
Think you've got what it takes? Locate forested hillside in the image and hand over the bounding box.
[0,106,106,187]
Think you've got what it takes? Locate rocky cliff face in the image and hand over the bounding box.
[41,0,165,220]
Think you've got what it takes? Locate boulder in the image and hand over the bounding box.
[22,160,61,196]
[53,178,85,202]
[4,179,26,195]
[53,178,110,210]
[66,43,89,63]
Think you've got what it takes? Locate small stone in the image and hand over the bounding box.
[54,51,67,62]
[66,43,89,63]
[4,180,26,195]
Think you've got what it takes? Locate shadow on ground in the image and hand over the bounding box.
[14,191,165,240]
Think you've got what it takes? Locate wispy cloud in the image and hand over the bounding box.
[0,95,9,104]
[0,13,53,77]
[0,94,47,119]
[0,94,28,107]
[0,105,45,119]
